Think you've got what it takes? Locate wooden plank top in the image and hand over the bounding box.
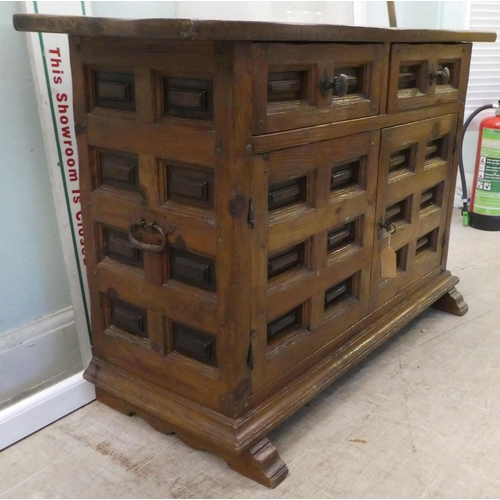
[13,14,496,43]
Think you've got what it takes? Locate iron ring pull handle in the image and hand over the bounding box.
[429,66,450,85]
[128,219,168,253]
[318,71,349,97]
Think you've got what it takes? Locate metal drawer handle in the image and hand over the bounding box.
[128,219,167,253]
[318,71,349,97]
[429,66,450,85]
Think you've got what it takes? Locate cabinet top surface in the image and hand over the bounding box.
[13,14,496,43]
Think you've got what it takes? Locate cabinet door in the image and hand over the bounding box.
[370,114,458,310]
[250,131,379,395]
[387,44,471,113]
[253,43,385,134]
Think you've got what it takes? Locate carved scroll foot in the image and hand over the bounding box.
[432,287,469,316]
[223,437,289,488]
[95,388,136,416]
[177,432,288,488]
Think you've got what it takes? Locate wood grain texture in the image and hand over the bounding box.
[13,14,496,43]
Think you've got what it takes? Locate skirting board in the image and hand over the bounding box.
[0,306,83,407]
[0,372,95,450]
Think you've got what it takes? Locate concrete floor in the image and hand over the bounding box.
[2,209,500,498]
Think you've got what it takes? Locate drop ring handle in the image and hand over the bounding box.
[128,219,167,253]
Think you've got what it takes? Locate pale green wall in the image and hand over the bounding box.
[0,1,71,332]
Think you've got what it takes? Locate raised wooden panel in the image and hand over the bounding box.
[415,227,439,258]
[420,182,444,214]
[268,244,303,279]
[267,71,307,102]
[327,221,357,254]
[267,306,303,342]
[97,150,140,192]
[268,178,306,211]
[166,164,214,209]
[110,298,148,339]
[389,146,415,177]
[173,322,217,366]
[94,71,135,111]
[385,196,412,226]
[169,248,216,291]
[105,227,143,268]
[331,160,360,191]
[164,78,213,120]
[324,275,355,311]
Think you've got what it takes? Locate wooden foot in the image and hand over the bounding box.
[94,387,287,487]
[177,432,288,488]
[432,287,468,316]
[223,438,289,488]
[139,412,175,435]
[95,388,136,416]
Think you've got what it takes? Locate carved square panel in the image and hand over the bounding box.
[94,71,135,111]
[104,227,144,268]
[163,78,213,120]
[166,164,214,209]
[169,248,216,291]
[109,297,148,339]
[172,322,217,366]
[94,149,140,192]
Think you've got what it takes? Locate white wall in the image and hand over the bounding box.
[90,1,175,18]
[90,1,354,24]
[358,1,467,29]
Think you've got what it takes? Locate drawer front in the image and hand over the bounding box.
[387,43,471,113]
[253,43,385,134]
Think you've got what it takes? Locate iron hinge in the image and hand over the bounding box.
[247,198,255,229]
[247,339,254,370]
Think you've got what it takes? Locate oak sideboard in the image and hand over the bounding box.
[14,14,495,488]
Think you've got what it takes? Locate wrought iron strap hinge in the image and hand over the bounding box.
[247,340,254,370]
[248,198,255,229]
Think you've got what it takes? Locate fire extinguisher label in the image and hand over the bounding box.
[473,128,500,215]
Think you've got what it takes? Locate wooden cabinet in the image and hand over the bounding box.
[14,15,495,488]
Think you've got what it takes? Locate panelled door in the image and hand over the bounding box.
[371,114,458,310]
[250,130,380,395]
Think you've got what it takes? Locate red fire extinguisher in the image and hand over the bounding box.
[460,102,500,231]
